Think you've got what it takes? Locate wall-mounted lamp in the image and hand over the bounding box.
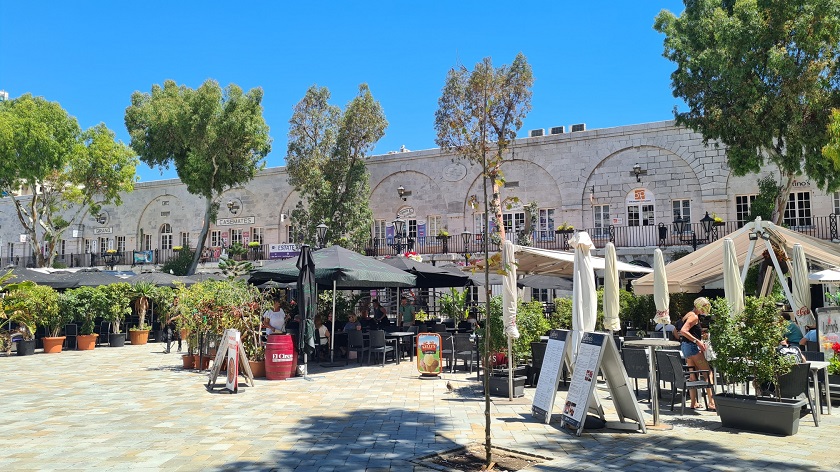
[397,185,412,201]
[280,213,288,223]
[226,200,240,215]
[631,163,645,183]
[94,211,108,225]
[589,186,595,205]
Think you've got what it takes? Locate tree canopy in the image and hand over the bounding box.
[0,94,137,268]
[125,79,271,275]
[285,84,386,251]
[654,0,840,223]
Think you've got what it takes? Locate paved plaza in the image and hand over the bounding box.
[2,342,838,471]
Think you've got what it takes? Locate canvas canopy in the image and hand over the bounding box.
[473,245,653,277]
[632,218,840,295]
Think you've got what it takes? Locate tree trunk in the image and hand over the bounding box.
[773,173,795,226]
[188,196,214,275]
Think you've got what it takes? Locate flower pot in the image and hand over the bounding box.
[180,329,189,340]
[129,329,150,345]
[555,229,573,235]
[182,354,194,369]
[484,374,527,398]
[249,360,266,378]
[77,334,98,351]
[42,336,65,354]
[16,339,35,356]
[715,393,807,436]
[109,333,125,347]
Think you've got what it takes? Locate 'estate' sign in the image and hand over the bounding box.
[217,216,255,226]
[269,243,299,260]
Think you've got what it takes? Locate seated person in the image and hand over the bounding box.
[343,313,362,333]
[654,321,677,340]
[358,311,377,331]
[782,312,804,346]
[777,339,807,364]
[799,327,819,348]
[314,315,330,360]
[285,315,301,333]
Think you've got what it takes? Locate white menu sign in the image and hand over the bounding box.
[561,332,605,434]
[532,330,570,423]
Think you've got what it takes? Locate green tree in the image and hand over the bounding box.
[434,53,533,466]
[748,174,782,222]
[285,84,386,251]
[654,1,840,224]
[125,79,271,275]
[0,94,137,267]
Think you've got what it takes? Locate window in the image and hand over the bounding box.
[532,288,550,303]
[210,230,222,247]
[474,213,488,236]
[251,227,263,245]
[99,237,109,254]
[373,219,386,242]
[627,204,654,226]
[833,192,840,215]
[230,228,243,245]
[57,240,66,256]
[180,232,190,249]
[85,239,95,253]
[143,234,152,251]
[427,215,443,240]
[672,199,691,222]
[502,212,525,238]
[160,223,173,250]
[286,225,298,244]
[6,242,13,259]
[407,219,417,239]
[593,205,610,238]
[116,236,125,253]
[784,191,812,227]
[735,195,757,226]
[537,209,555,240]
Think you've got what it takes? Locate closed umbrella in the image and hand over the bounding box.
[790,243,815,336]
[570,231,596,363]
[603,242,621,333]
[653,249,670,338]
[501,240,520,400]
[296,245,317,373]
[723,238,744,316]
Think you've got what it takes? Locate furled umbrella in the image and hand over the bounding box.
[653,248,670,338]
[570,231,596,363]
[603,242,621,333]
[790,243,815,336]
[723,238,744,317]
[296,244,317,372]
[501,240,520,400]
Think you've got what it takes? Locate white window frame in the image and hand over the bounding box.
[230,228,244,246]
[537,209,555,241]
[210,230,222,247]
[784,191,812,228]
[593,205,610,238]
[627,204,654,227]
[160,223,173,250]
[735,194,756,226]
[833,191,840,215]
[116,236,126,253]
[427,215,443,242]
[251,227,263,245]
[143,234,152,251]
[180,232,190,249]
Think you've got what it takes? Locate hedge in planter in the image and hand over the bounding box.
[100,283,133,347]
[0,271,36,354]
[59,286,106,350]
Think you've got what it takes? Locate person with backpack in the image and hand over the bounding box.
[677,297,717,411]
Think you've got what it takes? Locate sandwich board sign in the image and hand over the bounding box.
[207,329,254,393]
[532,329,571,423]
[560,332,646,436]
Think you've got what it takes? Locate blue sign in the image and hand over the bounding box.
[268,243,299,260]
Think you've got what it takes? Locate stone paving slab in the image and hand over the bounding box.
[2,342,838,471]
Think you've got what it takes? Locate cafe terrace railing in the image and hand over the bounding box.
[4,215,838,269]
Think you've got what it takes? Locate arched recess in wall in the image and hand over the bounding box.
[135,194,186,251]
[583,146,703,230]
[370,170,450,230]
[462,160,562,235]
[277,190,303,243]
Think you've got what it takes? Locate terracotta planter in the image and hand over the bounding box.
[77,334,98,351]
[180,329,188,340]
[129,329,150,345]
[182,354,194,369]
[42,336,66,354]
[249,360,266,378]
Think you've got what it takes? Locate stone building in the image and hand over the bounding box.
[1,120,837,269]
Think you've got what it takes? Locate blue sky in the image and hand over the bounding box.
[1,1,686,182]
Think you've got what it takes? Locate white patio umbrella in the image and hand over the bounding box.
[603,242,621,333]
[501,240,520,400]
[570,231,596,363]
[653,248,670,338]
[723,238,744,316]
[790,243,815,336]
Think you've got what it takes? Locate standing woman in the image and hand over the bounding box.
[678,297,717,411]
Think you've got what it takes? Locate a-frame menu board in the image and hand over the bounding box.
[207,329,255,393]
[531,329,570,423]
[560,332,646,436]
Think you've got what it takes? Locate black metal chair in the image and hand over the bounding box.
[803,351,825,362]
[777,362,818,426]
[63,324,78,350]
[621,348,650,401]
[368,330,396,366]
[527,341,547,386]
[663,351,712,414]
[452,333,477,373]
[346,330,370,365]
[96,321,110,347]
[805,340,820,352]
[440,333,454,372]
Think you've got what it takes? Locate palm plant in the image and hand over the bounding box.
[130,281,156,330]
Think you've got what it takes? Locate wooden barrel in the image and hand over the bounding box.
[265,334,297,380]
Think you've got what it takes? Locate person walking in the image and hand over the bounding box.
[678,297,717,411]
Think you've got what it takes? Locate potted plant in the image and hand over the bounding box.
[825,342,840,385]
[711,212,725,227]
[129,281,155,345]
[0,271,36,355]
[555,222,574,234]
[172,246,183,252]
[710,296,807,435]
[26,285,65,353]
[477,296,527,397]
[58,287,103,350]
[436,229,450,252]
[439,287,468,323]
[101,283,132,347]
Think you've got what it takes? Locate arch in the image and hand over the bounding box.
[370,170,451,227]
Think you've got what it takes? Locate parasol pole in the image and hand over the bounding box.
[330,279,337,362]
[507,336,513,401]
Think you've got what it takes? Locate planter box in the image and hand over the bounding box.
[715,393,807,436]
[77,334,98,351]
[129,330,150,345]
[42,336,65,354]
[484,374,527,398]
[16,339,35,356]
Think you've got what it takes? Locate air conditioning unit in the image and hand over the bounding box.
[528,129,544,137]
[571,123,586,132]
[549,126,565,135]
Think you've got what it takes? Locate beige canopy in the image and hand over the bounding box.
[632,218,840,295]
[473,244,653,276]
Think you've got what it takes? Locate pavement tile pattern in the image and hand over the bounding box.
[2,341,838,471]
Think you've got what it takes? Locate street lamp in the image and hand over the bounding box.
[316,223,328,249]
[392,217,406,253]
[672,216,686,236]
[700,211,714,238]
[461,229,472,264]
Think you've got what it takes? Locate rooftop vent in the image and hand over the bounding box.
[549,126,565,135]
[571,123,586,132]
[528,129,544,137]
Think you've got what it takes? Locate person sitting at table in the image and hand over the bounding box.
[371,299,389,325]
[678,297,717,411]
[654,320,677,340]
[782,312,804,346]
[357,310,376,331]
[799,327,819,348]
[314,315,330,360]
[343,313,362,333]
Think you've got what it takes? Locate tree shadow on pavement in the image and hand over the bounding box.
[214,407,463,471]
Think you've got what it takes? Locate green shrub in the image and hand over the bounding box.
[161,248,195,276]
